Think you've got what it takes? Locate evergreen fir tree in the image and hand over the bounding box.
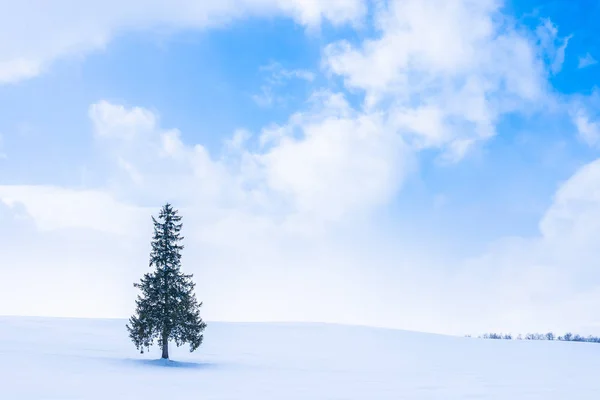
[127,203,206,359]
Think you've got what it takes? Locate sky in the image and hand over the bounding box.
[1,0,600,336]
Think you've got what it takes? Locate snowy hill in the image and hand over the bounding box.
[2,317,600,399]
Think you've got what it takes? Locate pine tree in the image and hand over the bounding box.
[127,203,206,359]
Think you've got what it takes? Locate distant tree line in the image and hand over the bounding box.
[470,332,600,343]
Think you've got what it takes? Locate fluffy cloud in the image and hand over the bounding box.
[256,92,410,222]
[87,94,410,226]
[89,100,237,209]
[540,158,600,244]
[448,157,600,335]
[0,0,365,84]
[324,0,552,160]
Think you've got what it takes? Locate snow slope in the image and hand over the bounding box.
[1,317,599,399]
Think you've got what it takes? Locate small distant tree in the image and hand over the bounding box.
[127,203,207,359]
[545,332,555,341]
[572,334,584,342]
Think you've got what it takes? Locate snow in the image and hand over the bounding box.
[2,317,600,399]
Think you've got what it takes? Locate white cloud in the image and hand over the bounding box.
[252,87,277,108]
[536,19,572,74]
[256,91,411,222]
[578,52,598,69]
[572,109,600,147]
[449,157,600,334]
[89,101,236,209]
[88,95,411,224]
[0,58,41,85]
[323,0,552,160]
[260,61,315,83]
[0,186,147,235]
[80,95,410,260]
[223,128,249,150]
[570,90,600,147]
[252,62,316,108]
[540,158,600,242]
[552,35,571,74]
[89,101,157,140]
[0,0,366,84]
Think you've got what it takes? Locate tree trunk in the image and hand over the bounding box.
[161,332,169,359]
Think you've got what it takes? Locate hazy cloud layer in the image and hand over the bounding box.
[1,0,600,336]
[0,0,365,84]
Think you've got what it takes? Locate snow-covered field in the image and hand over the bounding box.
[2,317,600,399]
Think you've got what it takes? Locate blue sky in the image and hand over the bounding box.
[1,0,600,335]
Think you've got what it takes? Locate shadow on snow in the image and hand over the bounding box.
[124,358,218,370]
